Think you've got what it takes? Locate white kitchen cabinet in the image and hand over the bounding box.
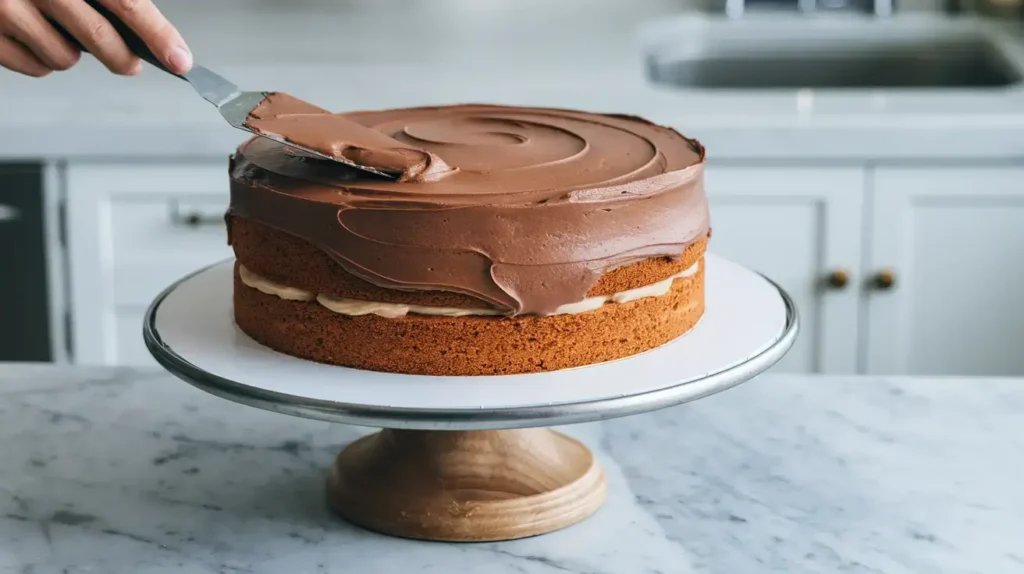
[61,161,1024,376]
[866,167,1024,376]
[61,160,866,373]
[65,162,231,366]
[705,166,864,374]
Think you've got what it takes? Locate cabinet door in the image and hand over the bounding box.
[705,166,864,374]
[66,162,230,366]
[867,167,1024,375]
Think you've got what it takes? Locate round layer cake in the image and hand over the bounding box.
[227,103,710,376]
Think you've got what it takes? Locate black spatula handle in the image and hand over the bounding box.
[50,0,180,78]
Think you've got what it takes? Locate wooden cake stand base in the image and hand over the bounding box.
[326,428,606,542]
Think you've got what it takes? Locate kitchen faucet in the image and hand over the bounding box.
[724,0,893,18]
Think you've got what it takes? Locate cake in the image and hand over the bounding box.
[227,101,710,376]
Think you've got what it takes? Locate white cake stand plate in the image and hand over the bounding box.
[144,253,798,542]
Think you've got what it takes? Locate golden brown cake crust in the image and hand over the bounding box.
[232,259,706,376]
[229,216,709,309]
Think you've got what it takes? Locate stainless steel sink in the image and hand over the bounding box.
[643,17,1024,89]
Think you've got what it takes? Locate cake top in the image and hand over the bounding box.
[228,102,709,315]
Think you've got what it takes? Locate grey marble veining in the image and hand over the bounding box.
[0,365,1021,573]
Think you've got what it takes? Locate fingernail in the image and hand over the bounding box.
[167,45,192,73]
[127,59,143,76]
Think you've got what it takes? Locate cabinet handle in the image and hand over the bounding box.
[169,201,223,228]
[823,269,849,290]
[870,269,897,291]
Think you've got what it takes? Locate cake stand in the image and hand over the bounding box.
[143,253,798,542]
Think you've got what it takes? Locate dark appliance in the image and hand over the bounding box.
[0,164,52,361]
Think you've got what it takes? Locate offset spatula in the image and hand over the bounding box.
[53,1,397,179]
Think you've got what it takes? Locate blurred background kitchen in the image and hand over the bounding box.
[2,0,1023,376]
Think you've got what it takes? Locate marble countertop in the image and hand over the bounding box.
[4,0,1024,161]
[0,365,1021,573]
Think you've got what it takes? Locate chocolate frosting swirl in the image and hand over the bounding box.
[228,103,709,316]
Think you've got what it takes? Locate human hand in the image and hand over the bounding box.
[0,0,190,77]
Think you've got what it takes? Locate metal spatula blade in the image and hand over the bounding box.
[52,1,396,180]
[180,66,396,179]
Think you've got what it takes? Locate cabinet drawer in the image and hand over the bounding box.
[66,162,228,263]
[109,197,234,306]
[110,195,230,263]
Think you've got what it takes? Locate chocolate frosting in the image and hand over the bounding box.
[228,103,709,316]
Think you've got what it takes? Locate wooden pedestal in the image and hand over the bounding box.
[327,428,606,542]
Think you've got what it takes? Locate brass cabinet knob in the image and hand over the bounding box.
[823,269,849,290]
[871,269,896,290]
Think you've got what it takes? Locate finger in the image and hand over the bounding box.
[0,34,53,76]
[38,0,140,75]
[1,1,79,70]
[98,0,190,73]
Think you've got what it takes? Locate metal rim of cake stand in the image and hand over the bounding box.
[143,261,799,431]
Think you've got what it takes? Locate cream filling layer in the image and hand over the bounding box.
[239,260,700,319]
